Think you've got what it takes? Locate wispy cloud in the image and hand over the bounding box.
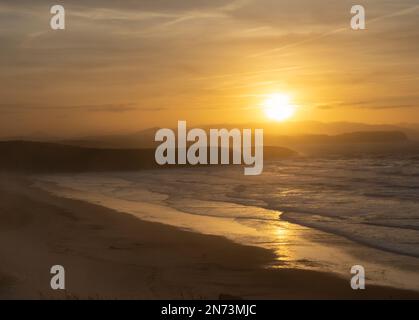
[248,3,419,58]
[0,103,162,113]
[0,0,418,135]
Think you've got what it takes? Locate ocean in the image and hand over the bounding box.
[35,156,419,290]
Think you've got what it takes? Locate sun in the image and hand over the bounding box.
[263,93,296,121]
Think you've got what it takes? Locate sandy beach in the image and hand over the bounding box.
[0,174,418,300]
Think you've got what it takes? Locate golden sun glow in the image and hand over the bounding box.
[263,93,296,122]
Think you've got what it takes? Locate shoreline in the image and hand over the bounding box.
[1,174,419,299]
[34,171,419,292]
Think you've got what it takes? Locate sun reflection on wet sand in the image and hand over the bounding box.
[36,173,419,291]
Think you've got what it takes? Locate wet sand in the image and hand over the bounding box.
[1,174,418,300]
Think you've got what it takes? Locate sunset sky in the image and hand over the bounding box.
[0,0,418,137]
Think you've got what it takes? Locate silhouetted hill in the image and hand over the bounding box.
[265,131,409,145]
[265,132,418,158]
[0,141,157,173]
[332,131,408,143]
[0,141,298,173]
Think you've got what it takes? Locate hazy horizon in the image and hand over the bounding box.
[1,120,418,141]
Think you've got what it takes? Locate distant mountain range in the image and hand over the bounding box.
[48,121,419,150]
